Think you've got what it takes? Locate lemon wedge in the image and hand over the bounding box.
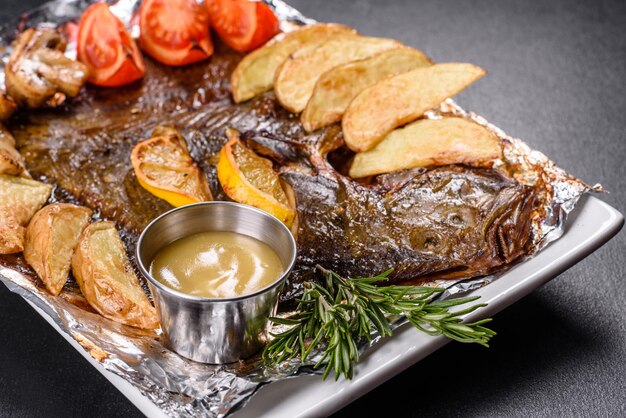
[131,133,212,207]
[217,133,295,227]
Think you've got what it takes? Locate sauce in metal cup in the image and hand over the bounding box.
[136,202,297,364]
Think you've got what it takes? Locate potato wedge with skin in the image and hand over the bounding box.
[0,124,26,175]
[302,48,433,132]
[0,219,25,255]
[0,174,52,253]
[231,23,357,103]
[71,221,159,329]
[349,117,502,178]
[24,203,92,295]
[274,35,404,113]
[343,63,486,152]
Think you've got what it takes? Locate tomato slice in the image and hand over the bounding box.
[77,3,145,87]
[248,1,281,50]
[139,0,214,66]
[206,0,280,52]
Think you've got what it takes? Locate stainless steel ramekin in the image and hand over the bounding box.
[135,202,297,364]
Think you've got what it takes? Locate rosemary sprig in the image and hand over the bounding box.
[262,266,496,380]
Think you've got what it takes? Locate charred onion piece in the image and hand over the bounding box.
[5,28,89,109]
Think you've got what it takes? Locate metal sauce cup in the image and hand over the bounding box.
[136,202,297,364]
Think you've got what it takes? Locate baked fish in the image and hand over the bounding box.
[3,42,538,304]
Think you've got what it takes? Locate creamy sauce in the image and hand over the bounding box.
[150,231,283,298]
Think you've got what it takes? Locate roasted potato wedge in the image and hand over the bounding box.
[231,23,356,103]
[343,63,486,152]
[24,203,92,295]
[349,117,502,178]
[301,48,433,132]
[0,124,26,175]
[0,174,52,253]
[71,221,159,329]
[274,35,403,113]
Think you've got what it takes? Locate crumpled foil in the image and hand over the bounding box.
[0,1,595,417]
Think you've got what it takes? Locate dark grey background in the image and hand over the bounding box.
[1,0,624,416]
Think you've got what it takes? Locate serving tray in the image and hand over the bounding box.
[13,195,622,418]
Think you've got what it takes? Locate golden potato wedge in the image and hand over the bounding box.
[24,203,92,295]
[0,174,52,253]
[274,35,404,113]
[231,23,357,103]
[0,124,26,175]
[349,117,502,178]
[301,48,433,132]
[0,219,25,255]
[343,63,486,152]
[71,221,159,329]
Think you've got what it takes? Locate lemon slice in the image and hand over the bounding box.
[217,133,296,227]
[131,134,212,207]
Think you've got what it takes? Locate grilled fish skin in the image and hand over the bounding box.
[280,164,535,301]
[244,127,536,302]
[3,42,537,304]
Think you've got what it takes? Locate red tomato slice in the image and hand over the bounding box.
[206,0,280,52]
[248,1,281,50]
[139,0,214,66]
[77,3,145,87]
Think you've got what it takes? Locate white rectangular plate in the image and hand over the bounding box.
[20,195,623,418]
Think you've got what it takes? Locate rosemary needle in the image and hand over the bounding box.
[262,266,496,380]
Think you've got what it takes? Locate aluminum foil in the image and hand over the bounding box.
[0,1,594,416]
